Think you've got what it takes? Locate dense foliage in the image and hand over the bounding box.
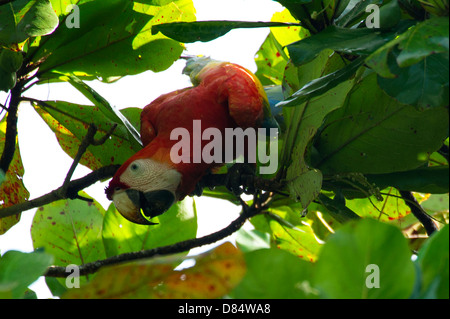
[0,0,448,299]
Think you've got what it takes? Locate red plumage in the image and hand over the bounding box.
[105,58,267,224]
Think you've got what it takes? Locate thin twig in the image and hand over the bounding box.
[59,124,117,197]
[0,85,22,175]
[0,0,16,5]
[60,125,99,196]
[399,190,438,236]
[0,165,120,219]
[45,191,273,278]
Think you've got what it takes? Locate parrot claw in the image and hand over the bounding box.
[225,163,256,196]
[190,183,204,197]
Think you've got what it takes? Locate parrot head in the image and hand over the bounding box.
[105,152,182,225]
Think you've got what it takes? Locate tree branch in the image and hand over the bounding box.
[60,124,117,197]
[0,123,118,219]
[0,164,120,219]
[0,85,21,176]
[45,191,273,278]
[0,0,16,6]
[399,190,438,236]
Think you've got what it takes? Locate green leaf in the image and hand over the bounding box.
[235,228,271,253]
[421,193,449,214]
[378,0,402,30]
[31,194,106,267]
[151,21,301,43]
[0,48,23,73]
[277,56,365,107]
[366,166,449,194]
[45,276,67,298]
[366,17,449,72]
[365,17,449,108]
[313,73,449,174]
[282,68,358,206]
[418,0,450,16]
[317,193,361,223]
[344,188,413,221]
[396,17,449,67]
[270,9,307,47]
[335,0,401,30]
[102,198,197,257]
[398,0,427,20]
[366,18,449,94]
[49,0,79,18]
[0,48,21,92]
[0,250,54,299]
[334,0,352,20]
[0,169,4,186]
[230,248,318,299]
[255,32,288,86]
[378,52,449,109]
[314,219,416,298]
[280,49,346,169]
[33,0,194,81]
[286,166,323,208]
[65,75,142,147]
[254,9,308,86]
[0,0,58,45]
[416,224,449,298]
[0,67,16,93]
[279,50,360,207]
[273,0,331,32]
[251,205,324,262]
[287,25,402,66]
[334,0,382,27]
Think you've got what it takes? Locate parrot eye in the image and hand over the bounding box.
[130,162,140,172]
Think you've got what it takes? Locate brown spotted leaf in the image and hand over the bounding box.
[33,102,141,171]
[0,118,30,234]
[31,193,106,267]
[63,242,246,299]
[345,188,412,222]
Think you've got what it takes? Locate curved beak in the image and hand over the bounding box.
[112,189,175,225]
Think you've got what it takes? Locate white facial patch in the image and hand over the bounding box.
[119,158,182,195]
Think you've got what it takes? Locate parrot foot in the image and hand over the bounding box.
[225,163,256,196]
[190,163,257,198]
[190,170,217,197]
[190,182,204,197]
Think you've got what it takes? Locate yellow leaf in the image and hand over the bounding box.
[63,242,246,299]
[0,117,30,234]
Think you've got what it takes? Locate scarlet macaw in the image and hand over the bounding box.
[105,57,269,225]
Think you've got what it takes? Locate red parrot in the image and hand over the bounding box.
[105,57,269,225]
